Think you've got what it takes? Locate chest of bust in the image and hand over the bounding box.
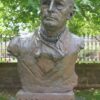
[17,34,78,85]
[18,51,77,79]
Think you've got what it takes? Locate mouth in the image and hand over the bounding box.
[45,16,57,21]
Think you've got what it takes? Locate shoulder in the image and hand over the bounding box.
[71,33,84,52]
[7,36,21,57]
[7,32,35,57]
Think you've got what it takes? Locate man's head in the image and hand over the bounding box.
[40,0,74,33]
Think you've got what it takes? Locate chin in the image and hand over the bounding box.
[43,21,59,29]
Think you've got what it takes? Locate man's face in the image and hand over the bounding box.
[41,0,71,31]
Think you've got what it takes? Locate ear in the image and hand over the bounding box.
[66,5,75,20]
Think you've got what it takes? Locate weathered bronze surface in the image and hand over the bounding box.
[8,0,84,99]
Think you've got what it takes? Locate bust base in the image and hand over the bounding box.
[16,90,75,100]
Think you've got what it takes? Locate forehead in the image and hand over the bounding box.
[40,0,74,6]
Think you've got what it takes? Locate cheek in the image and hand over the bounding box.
[59,12,67,21]
[57,10,67,24]
[41,7,48,14]
[61,9,67,17]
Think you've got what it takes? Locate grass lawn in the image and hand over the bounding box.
[0,89,100,100]
[75,89,100,100]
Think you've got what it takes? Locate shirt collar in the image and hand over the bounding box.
[38,27,72,57]
[39,27,67,43]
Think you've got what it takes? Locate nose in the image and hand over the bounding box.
[48,0,54,12]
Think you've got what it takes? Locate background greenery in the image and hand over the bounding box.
[0,0,100,36]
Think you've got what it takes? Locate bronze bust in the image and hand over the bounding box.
[8,0,84,99]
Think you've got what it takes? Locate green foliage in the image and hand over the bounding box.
[68,0,100,36]
[0,0,40,35]
[0,0,100,36]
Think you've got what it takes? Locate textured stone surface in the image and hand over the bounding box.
[16,91,75,100]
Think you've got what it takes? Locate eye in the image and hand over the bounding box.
[56,2,64,10]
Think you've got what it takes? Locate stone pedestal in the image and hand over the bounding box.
[16,90,75,100]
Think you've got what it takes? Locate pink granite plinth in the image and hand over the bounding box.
[16,90,75,100]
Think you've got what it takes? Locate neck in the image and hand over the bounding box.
[42,25,66,37]
[40,26,66,43]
